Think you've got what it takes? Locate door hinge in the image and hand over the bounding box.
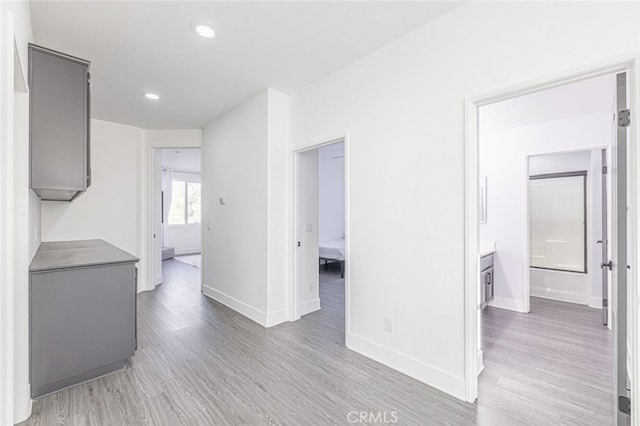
[618,109,631,127]
[619,395,631,415]
[603,299,608,308]
[602,165,608,175]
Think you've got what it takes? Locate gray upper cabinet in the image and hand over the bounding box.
[29,44,91,201]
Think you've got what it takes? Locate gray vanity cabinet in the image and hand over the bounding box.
[29,44,91,201]
[29,240,138,397]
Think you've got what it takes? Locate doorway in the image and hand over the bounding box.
[293,138,348,339]
[465,65,634,425]
[152,148,202,288]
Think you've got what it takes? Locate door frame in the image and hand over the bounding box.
[139,141,201,294]
[290,134,350,337]
[463,56,638,414]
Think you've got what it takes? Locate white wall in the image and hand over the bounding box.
[202,89,289,327]
[318,142,345,242]
[528,150,604,307]
[480,112,612,312]
[1,1,36,423]
[289,1,639,400]
[41,120,141,255]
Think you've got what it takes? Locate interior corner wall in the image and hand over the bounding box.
[266,89,290,325]
[289,1,639,401]
[202,89,289,327]
[318,142,345,242]
[41,119,141,256]
[202,91,270,324]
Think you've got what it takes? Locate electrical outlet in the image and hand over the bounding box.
[384,317,393,333]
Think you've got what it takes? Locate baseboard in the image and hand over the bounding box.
[13,390,31,424]
[174,249,201,256]
[266,309,288,328]
[202,285,267,327]
[476,350,484,376]
[345,332,466,401]
[588,296,603,309]
[530,287,588,306]
[154,274,163,286]
[627,337,633,383]
[137,279,149,293]
[300,298,321,316]
[489,296,525,313]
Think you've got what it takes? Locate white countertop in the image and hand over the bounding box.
[479,240,496,258]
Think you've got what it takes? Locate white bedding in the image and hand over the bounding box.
[319,239,345,261]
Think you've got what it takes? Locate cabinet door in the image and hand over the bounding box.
[30,263,135,396]
[486,269,493,300]
[29,47,88,192]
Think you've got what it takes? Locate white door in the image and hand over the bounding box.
[612,71,630,424]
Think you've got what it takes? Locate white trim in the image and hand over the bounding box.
[202,285,268,326]
[174,248,201,256]
[347,332,467,401]
[488,296,526,313]
[265,309,287,328]
[154,274,163,286]
[463,98,479,402]
[300,298,321,316]
[629,61,639,426]
[464,55,638,415]
[530,288,589,306]
[202,285,286,328]
[522,154,531,313]
[589,296,603,310]
[139,141,201,294]
[476,350,484,376]
[290,132,350,333]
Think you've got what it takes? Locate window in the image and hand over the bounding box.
[529,172,586,273]
[168,180,201,225]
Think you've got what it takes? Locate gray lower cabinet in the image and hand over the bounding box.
[29,240,138,398]
[29,44,91,201]
[480,253,494,309]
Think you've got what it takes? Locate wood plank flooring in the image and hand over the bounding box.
[479,297,614,426]
[20,260,614,425]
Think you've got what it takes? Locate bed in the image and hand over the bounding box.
[319,239,345,278]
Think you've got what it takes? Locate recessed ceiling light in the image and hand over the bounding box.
[192,23,216,39]
[143,92,160,100]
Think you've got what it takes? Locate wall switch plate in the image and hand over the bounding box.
[308,281,313,291]
[306,223,313,232]
[384,317,393,332]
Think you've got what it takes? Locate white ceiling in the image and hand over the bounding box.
[161,148,201,173]
[30,1,463,130]
[480,73,616,133]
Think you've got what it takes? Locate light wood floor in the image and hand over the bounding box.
[20,260,613,425]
